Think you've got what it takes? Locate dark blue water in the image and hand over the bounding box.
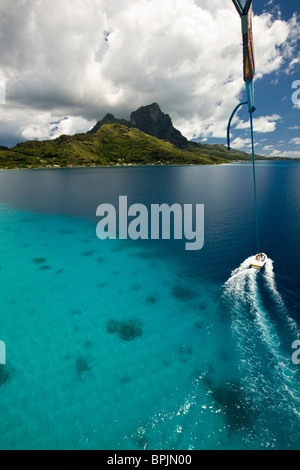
[0,161,299,449]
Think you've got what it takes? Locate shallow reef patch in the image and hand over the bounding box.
[171,284,196,301]
[0,365,10,387]
[194,320,204,330]
[97,282,107,289]
[120,375,131,384]
[81,250,95,257]
[177,344,193,364]
[132,284,142,292]
[106,319,143,342]
[55,269,64,275]
[145,295,158,305]
[132,427,150,450]
[72,309,82,315]
[39,265,52,271]
[76,357,90,379]
[201,374,257,431]
[32,257,47,264]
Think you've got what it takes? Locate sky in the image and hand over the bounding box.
[0,0,299,157]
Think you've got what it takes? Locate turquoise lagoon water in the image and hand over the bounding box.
[0,163,299,450]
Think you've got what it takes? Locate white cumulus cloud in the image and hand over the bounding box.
[0,0,299,146]
[235,114,282,133]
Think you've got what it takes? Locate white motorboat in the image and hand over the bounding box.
[251,253,267,269]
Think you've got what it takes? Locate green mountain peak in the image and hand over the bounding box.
[0,103,265,169]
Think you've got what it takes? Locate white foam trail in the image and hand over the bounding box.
[224,257,300,414]
[223,256,256,302]
[223,258,261,386]
[225,256,254,281]
[248,268,281,351]
[264,259,284,306]
[263,258,299,337]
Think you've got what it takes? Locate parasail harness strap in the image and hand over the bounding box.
[227,101,259,252]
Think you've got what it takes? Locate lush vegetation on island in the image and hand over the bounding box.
[0,104,265,169]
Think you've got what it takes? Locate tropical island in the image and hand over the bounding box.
[0,103,267,169]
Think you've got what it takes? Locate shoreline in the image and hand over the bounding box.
[0,159,296,172]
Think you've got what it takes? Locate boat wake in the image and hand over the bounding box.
[222,256,300,447]
[129,257,300,450]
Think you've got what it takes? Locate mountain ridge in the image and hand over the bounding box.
[89,103,189,149]
[0,103,266,169]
